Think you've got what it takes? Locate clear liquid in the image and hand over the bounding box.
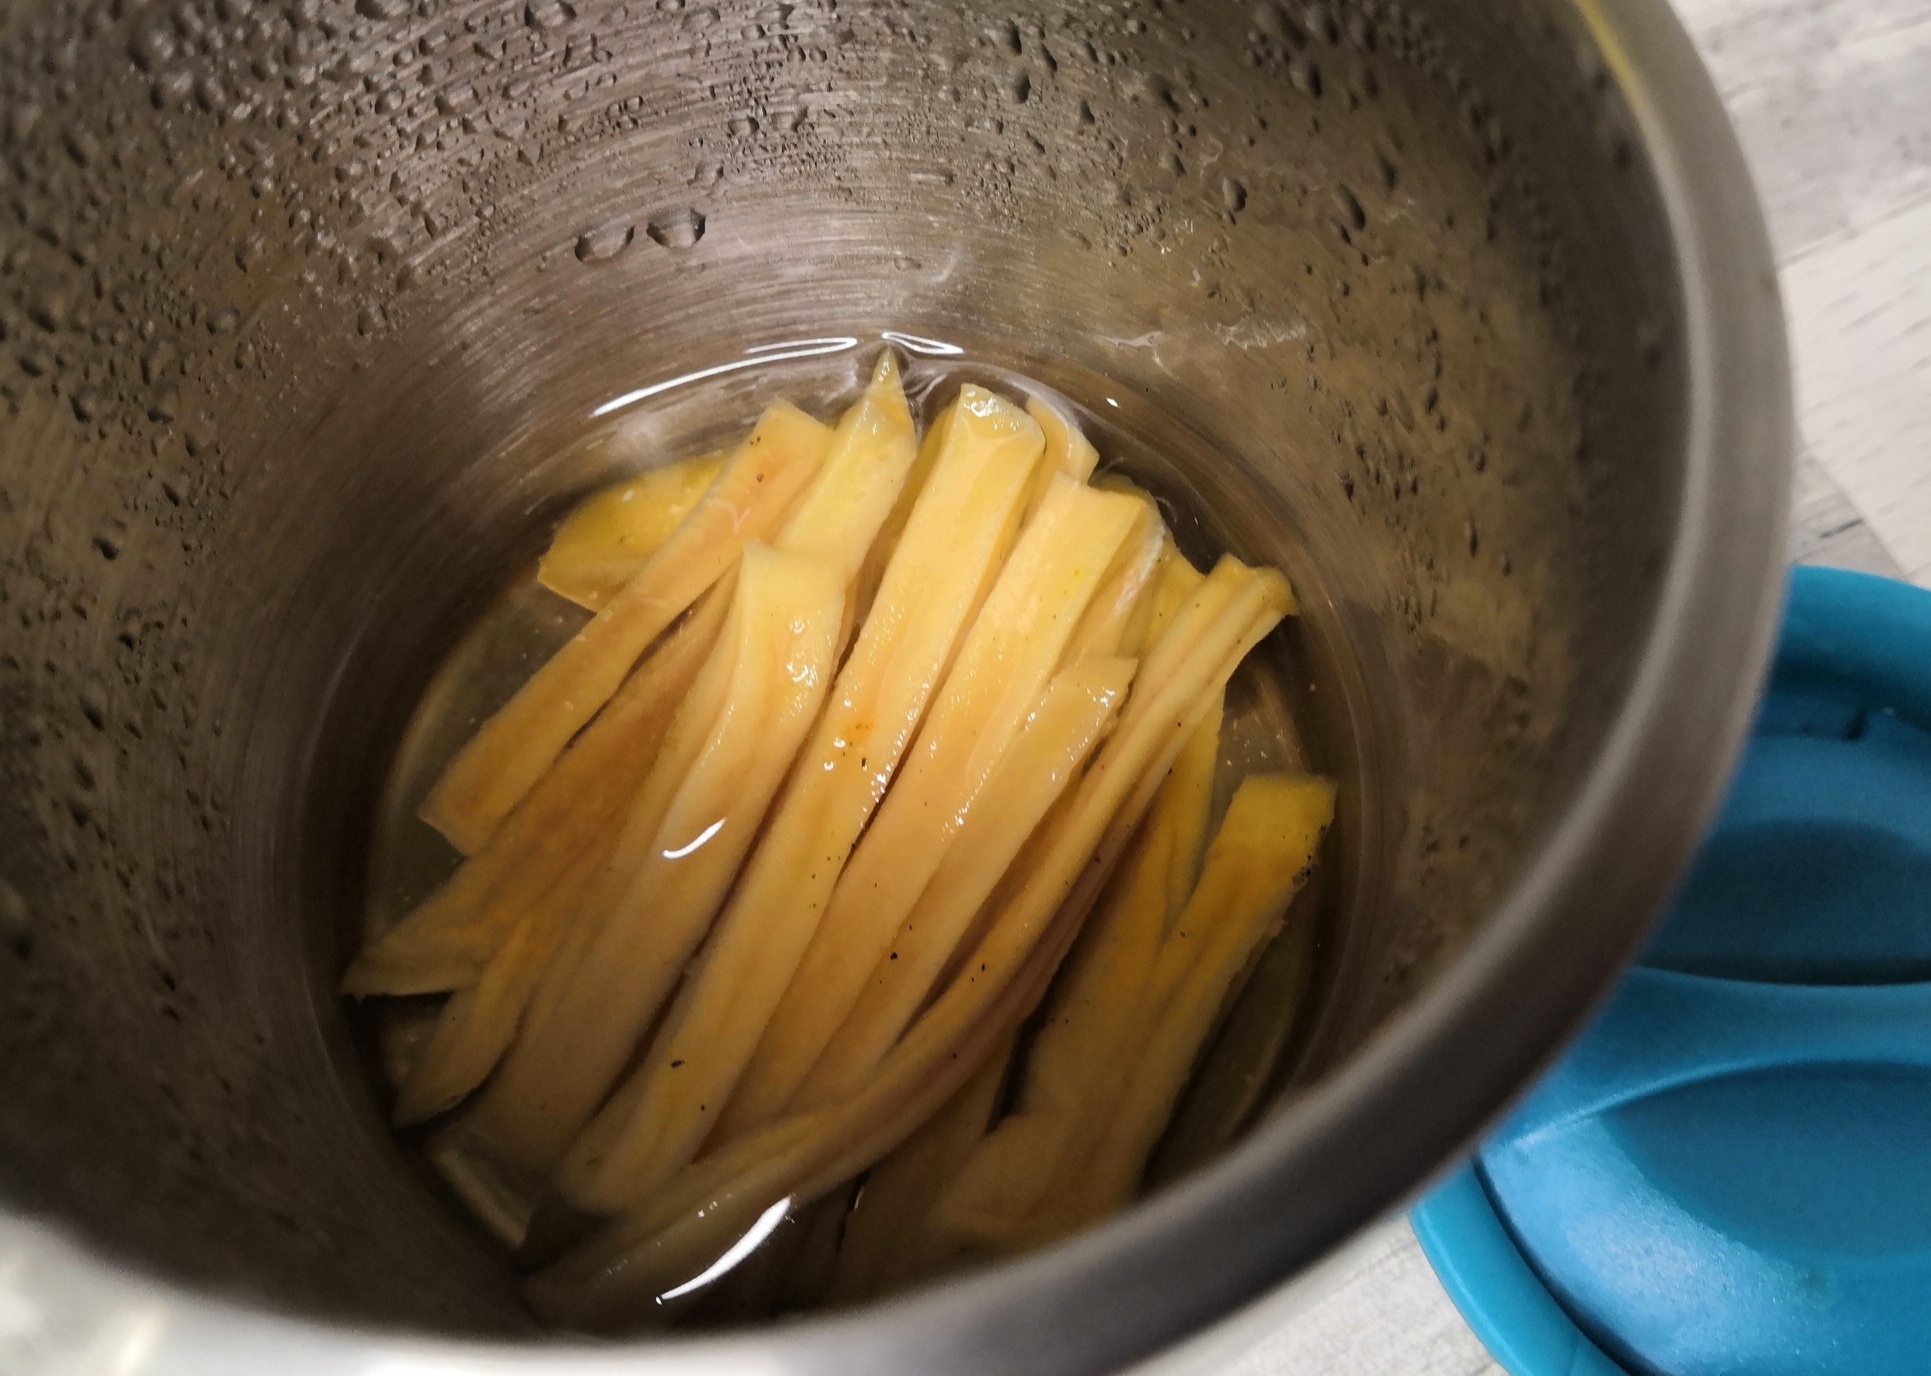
[356,358,1344,1324]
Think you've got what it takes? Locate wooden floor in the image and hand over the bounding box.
[1139,0,1929,1367]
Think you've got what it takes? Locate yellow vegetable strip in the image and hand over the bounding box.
[392,900,570,1126]
[1061,497,1166,663]
[1040,774,1335,1232]
[524,561,1290,1323]
[1022,395,1100,521]
[827,1031,1017,1305]
[439,357,931,1164]
[769,352,919,587]
[1154,697,1227,926]
[544,562,1262,1260]
[537,451,728,611]
[1145,542,1209,642]
[853,396,956,627]
[1113,538,1175,660]
[929,690,1223,1242]
[461,545,845,1174]
[427,610,757,1192]
[525,944,1040,1331]
[421,402,834,855]
[342,584,731,998]
[718,477,1142,1136]
[383,358,914,1099]
[553,366,1048,1210]
[789,657,1138,1114]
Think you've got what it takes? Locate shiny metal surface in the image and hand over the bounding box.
[0,0,1787,1368]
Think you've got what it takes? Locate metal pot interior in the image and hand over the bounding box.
[0,0,1691,1342]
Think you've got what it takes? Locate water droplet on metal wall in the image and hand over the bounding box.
[645,208,705,249]
[575,219,635,262]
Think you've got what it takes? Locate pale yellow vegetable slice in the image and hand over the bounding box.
[1145,882,1320,1187]
[827,1031,1016,1305]
[525,565,1287,1325]
[548,559,1251,1265]
[420,402,834,855]
[1061,495,1165,663]
[537,452,728,611]
[716,477,1144,1137]
[459,544,846,1175]
[418,353,923,1150]
[454,348,920,1131]
[1144,541,1210,642]
[770,352,919,586]
[1036,773,1335,1233]
[342,583,731,998]
[854,396,956,627]
[788,656,1137,1114]
[928,689,1223,1243]
[1154,695,1227,926]
[421,589,764,1196]
[555,385,1043,1211]
[1113,537,1175,660]
[524,560,1292,1325]
[392,896,573,1126]
[1022,394,1100,520]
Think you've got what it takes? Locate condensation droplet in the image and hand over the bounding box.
[0,876,30,959]
[525,0,576,28]
[645,208,706,249]
[1335,184,1366,230]
[575,219,635,262]
[28,290,69,333]
[130,23,176,72]
[151,71,194,108]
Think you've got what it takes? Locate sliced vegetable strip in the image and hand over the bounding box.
[343,583,731,999]
[929,688,1224,1242]
[523,558,1292,1325]
[403,362,925,1146]
[768,353,920,587]
[827,1031,1017,1304]
[1062,494,1166,663]
[1033,773,1335,1236]
[789,656,1137,1114]
[551,373,1043,1211]
[718,477,1144,1136]
[854,396,958,626]
[1023,395,1100,518]
[537,451,728,611]
[421,402,834,855]
[460,544,845,1174]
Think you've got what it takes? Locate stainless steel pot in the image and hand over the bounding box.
[0,0,1787,1368]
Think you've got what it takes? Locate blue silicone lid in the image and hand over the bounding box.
[1412,566,1931,1376]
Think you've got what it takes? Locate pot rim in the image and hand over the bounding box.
[0,0,1791,1365]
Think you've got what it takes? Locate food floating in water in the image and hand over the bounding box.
[347,351,1334,1329]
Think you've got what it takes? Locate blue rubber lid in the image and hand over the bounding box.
[1412,566,1931,1376]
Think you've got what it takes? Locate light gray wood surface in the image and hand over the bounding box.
[1181,0,1929,1368]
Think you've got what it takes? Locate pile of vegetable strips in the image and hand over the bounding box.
[344,352,1335,1328]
